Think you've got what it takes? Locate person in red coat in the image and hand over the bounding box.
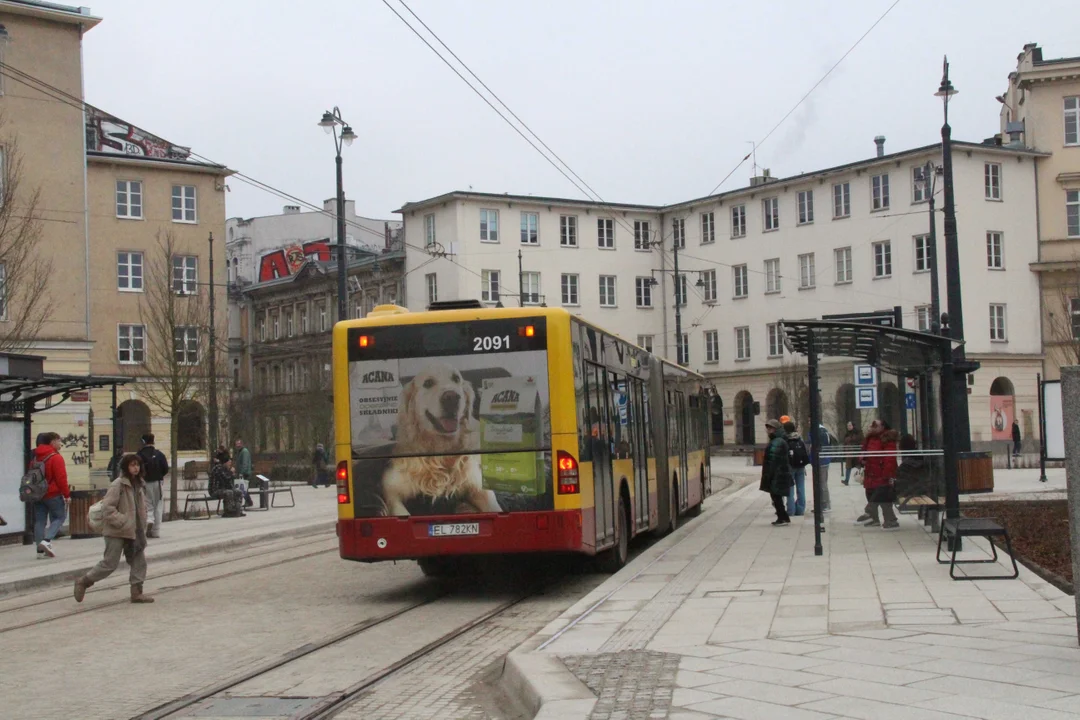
[854,420,899,529]
[32,432,70,558]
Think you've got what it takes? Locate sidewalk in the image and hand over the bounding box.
[0,485,337,596]
[505,466,1080,720]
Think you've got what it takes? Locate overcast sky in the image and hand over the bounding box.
[81,0,1076,221]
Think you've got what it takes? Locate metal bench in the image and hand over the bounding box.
[936,517,1019,581]
[183,494,222,520]
[246,486,295,511]
[898,495,944,532]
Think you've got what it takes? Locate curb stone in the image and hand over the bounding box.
[501,638,595,720]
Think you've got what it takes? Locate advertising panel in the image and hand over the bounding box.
[990,394,1014,441]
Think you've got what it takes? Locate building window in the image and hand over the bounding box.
[480,209,499,242]
[673,218,685,249]
[597,218,614,249]
[871,173,890,211]
[1067,190,1079,237]
[299,305,308,333]
[989,304,1007,342]
[285,309,294,337]
[677,333,689,366]
[833,182,851,218]
[913,235,931,273]
[637,334,653,353]
[424,214,436,247]
[353,299,363,319]
[174,326,199,365]
[873,240,892,278]
[704,330,719,364]
[522,271,541,304]
[425,273,438,305]
[763,197,779,231]
[118,324,145,364]
[634,220,651,250]
[284,363,295,393]
[984,163,1002,200]
[764,258,781,293]
[835,246,852,284]
[116,180,142,219]
[917,305,931,332]
[798,253,815,289]
[1065,96,1079,146]
[171,185,197,223]
[481,270,500,303]
[117,251,143,292]
[271,311,280,339]
[731,205,746,238]
[257,315,266,342]
[735,326,750,361]
[702,269,717,302]
[317,302,328,332]
[912,166,929,203]
[987,232,1004,269]
[797,190,814,225]
[559,215,577,248]
[561,273,579,305]
[674,274,687,307]
[1071,298,1080,339]
[767,323,783,358]
[172,255,197,294]
[700,213,714,244]
[521,212,539,245]
[733,264,748,298]
[635,277,653,308]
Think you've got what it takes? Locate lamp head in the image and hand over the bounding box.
[341,125,357,146]
[318,111,335,134]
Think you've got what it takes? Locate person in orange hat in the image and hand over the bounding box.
[779,415,791,425]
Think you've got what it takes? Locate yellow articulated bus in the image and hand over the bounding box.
[333,301,711,574]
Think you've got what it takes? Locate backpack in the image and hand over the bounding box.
[787,437,810,469]
[18,453,56,503]
[87,499,105,532]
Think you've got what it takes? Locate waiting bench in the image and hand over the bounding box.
[183,494,222,520]
[246,485,295,510]
[898,495,944,531]
[936,517,1019,581]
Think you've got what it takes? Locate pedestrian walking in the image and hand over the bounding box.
[137,434,168,538]
[31,432,69,559]
[106,448,123,481]
[312,443,330,487]
[761,419,794,526]
[809,423,836,513]
[854,420,900,529]
[842,421,862,485]
[233,438,254,508]
[72,453,154,604]
[782,419,810,517]
[209,450,245,517]
[1012,419,1022,457]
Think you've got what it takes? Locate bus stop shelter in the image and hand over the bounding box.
[780,319,960,556]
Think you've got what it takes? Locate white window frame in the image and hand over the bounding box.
[677,333,689,366]
[986,231,1004,270]
[635,277,653,308]
[634,220,651,250]
[479,208,499,242]
[116,180,143,219]
[1071,298,1080,340]
[916,306,931,332]
[873,240,892,278]
[764,258,781,293]
[117,251,144,292]
[299,305,309,334]
[700,213,715,244]
[285,309,294,337]
[257,315,266,342]
[1065,96,1079,146]
[798,253,815,289]
[913,235,931,273]
[989,304,1007,342]
[1067,190,1079,238]
[835,246,852,284]
[674,274,687,307]
[272,311,280,339]
[318,303,328,332]
[912,166,929,203]
[172,255,198,295]
[704,330,719,364]
[561,273,579,306]
[797,190,814,225]
[174,326,199,365]
[522,271,541,305]
[597,218,614,249]
[673,218,685,249]
[731,205,746,238]
[481,269,500,303]
[733,264,748,298]
[424,213,436,247]
[984,163,1002,201]
[637,334,653,353]
[702,269,717,303]
[171,185,197,223]
[767,323,783,358]
[871,173,890,211]
[735,326,751,361]
[559,215,577,248]
[117,324,145,364]
[763,197,779,231]
[520,212,539,245]
[833,182,851,219]
[425,272,438,305]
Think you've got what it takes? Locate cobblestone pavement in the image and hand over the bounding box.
[563,651,680,720]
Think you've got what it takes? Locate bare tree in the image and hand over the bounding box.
[776,356,810,431]
[0,134,53,350]
[139,232,209,519]
[1045,267,1080,369]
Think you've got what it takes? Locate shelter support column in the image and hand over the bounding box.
[940,346,960,521]
[22,401,33,545]
[807,328,824,557]
[1058,366,1080,644]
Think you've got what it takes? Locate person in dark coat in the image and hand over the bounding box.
[209,449,245,518]
[842,422,863,485]
[312,444,331,487]
[760,419,794,526]
[136,434,169,538]
[894,433,932,501]
[1011,420,1022,457]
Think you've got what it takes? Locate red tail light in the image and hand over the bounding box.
[557,450,579,494]
[337,461,350,504]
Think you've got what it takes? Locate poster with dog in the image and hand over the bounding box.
[349,350,552,517]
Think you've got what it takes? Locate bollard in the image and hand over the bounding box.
[1059,366,1080,646]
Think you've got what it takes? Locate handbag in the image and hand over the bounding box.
[850,467,864,485]
[88,500,105,533]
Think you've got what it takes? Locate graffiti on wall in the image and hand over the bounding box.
[258,240,332,282]
[85,106,192,161]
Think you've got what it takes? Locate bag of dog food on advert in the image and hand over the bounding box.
[479,376,543,495]
[350,361,401,449]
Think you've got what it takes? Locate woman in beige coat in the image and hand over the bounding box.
[73,453,154,603]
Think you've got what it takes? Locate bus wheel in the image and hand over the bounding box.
[599,494,629,573]
[417,557,454,577]
[687,471,705,518]
[669,480,679,533]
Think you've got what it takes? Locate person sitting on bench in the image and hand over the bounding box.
[209,450,245,518]
[894,433,932,502]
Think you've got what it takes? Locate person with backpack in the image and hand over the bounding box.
[782,418,810,517]
[760,419,794,526]
[312,444,330,487]
[137,434,168,538]
[26,432,69,559]
[73,453,154,604]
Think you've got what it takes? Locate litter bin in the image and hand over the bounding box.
[68,488,107,538]
[753,446,766,466]
[957,450,994,494]
[258,476,270,510]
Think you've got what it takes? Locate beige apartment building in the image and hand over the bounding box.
[1002,44,1080,380]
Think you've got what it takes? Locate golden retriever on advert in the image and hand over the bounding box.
[380,364,502,516]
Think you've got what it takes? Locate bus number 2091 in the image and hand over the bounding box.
[473,335,511,352]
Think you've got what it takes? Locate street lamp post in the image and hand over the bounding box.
[917,162,942,335]
[318,108,357,323]
[207,231,218,452]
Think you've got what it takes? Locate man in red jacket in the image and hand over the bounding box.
[33,432,70,558]
[854,420,900,529]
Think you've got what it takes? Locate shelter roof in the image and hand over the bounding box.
[0,373,130,409]
[780,319,955,375]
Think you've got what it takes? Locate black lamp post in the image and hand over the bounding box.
[317,107,357,323]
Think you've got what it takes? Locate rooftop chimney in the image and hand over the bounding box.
[874,136,886,158]
[749,168,776,187]
[283,205,300,214]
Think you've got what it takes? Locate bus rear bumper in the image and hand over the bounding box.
[337,510,584,562]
